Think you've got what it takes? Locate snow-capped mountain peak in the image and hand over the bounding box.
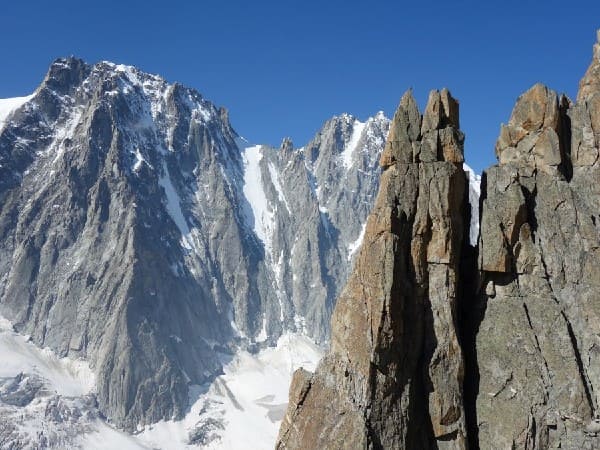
[0,56,484,449]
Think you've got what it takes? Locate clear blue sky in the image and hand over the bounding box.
[1,1,598,173]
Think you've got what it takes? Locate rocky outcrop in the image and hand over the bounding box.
[279,30,600,450]
[277,89,469,449]
[474,34,600,449]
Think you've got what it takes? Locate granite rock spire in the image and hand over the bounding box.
[277,89,469,449]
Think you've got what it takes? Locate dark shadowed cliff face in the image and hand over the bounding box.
[278,32,600,450]
[0,58,389,431]
[277,88,469,449]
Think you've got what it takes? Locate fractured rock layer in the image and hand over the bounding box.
[277,89,468,449]
[474,35,600,449]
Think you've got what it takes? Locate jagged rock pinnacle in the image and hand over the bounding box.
[475,32,600,448]
[277,89,468,449]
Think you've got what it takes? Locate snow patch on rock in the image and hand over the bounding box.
[242,145,273,247]
[158,161,194,251]
[340,118,366,170]
[268,162,290,214]
[463,163,481,246]
[348,222,367,261]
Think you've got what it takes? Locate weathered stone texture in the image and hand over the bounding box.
[277,89,468,449]
[475,33,600,449]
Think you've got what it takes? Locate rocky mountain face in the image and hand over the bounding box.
[277,32,600,449]
[238,112,390,343]
[0,58,390,432]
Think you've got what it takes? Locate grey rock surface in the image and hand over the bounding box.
[246,113,390,343]
[473,34,600,449]
[277,89,468,449]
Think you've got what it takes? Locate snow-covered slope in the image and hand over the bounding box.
[241,145,274,248]
[0,312,322,450]
[0,317,94,397]
[0,94,34,132]
[131,334,322,450]
[0,316,103,449]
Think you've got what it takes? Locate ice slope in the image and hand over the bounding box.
[241,145,273,247]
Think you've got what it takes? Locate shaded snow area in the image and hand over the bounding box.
[241,145,274,247]
[463,163,482,246]
[158,161,194,251]
[0,94,34,132]
[340,118,366,170]
[78,425,148,450]
[0,316,95,396]
[133,334,323,449]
